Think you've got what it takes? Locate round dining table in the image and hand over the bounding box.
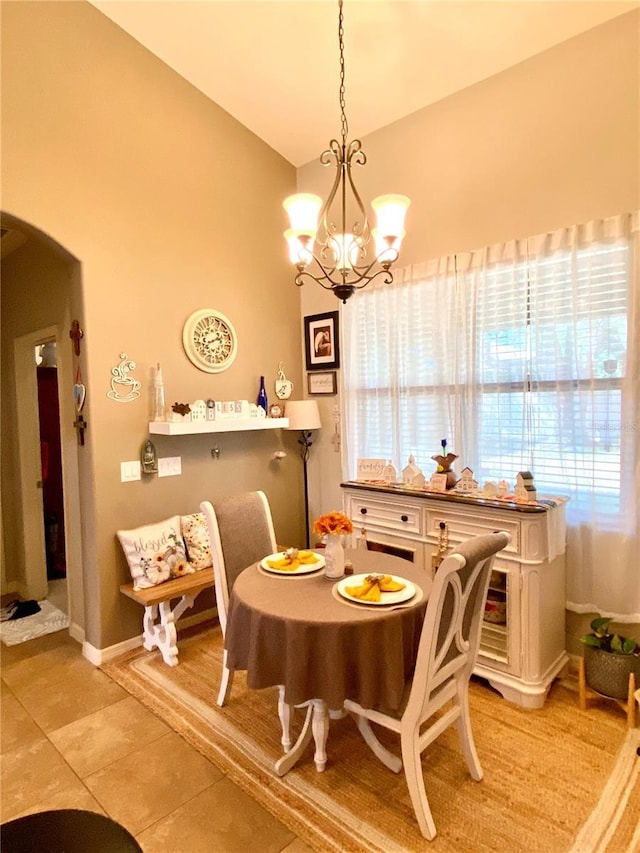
[225,548,431,774]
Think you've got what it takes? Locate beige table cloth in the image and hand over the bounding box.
[225,549,431,711]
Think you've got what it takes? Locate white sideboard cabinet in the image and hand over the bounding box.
[342,482,569,709]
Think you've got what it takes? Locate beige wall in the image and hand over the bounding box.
[299,10,639,268]
[1,0,302,649]
[2,3,638,652]
[297,11,639,643]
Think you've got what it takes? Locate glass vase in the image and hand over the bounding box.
[324,533,345,579]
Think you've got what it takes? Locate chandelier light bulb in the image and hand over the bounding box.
[373,228,406,265]
[282,0,410,302]
[284,229,314,267]
[330,232,361,272]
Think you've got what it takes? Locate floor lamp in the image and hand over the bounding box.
[286,400,322,548]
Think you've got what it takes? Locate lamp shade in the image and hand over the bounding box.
[371,194,410,239]
[283,194,322,236]
[286,400,322,431]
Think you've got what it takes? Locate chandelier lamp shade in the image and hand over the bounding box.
[283,0,410,303]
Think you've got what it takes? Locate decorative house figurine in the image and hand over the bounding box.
[431,438,458,489]
[457,467,478,493]
[515,471,537,502]
[498,479,510,497]
[382,460,397,483]
[206,399,216,421]
[402,455,425,488]
[483,481,498,498]
[190,400,207,422]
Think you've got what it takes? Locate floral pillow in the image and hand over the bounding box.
[181,512,212,570]
[117,515,195,590]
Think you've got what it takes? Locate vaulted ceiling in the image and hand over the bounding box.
[89,1,638,166]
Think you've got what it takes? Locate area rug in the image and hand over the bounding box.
[0,600,69,646]
[103,625,632,853]
[568,727,640,853]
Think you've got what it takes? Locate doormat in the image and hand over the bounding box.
[0,600,68,645]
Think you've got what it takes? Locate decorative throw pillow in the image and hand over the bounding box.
[117,515,195,590]
[181,512,212,570]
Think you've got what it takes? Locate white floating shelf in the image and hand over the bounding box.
[149,418,289,435]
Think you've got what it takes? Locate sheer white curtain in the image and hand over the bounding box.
[343,213,639,620]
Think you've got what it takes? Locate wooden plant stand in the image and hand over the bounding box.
[578,656,637,727]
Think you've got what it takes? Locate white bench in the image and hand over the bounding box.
[120,568,214,666]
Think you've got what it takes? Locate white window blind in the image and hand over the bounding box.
[344,225,632,521]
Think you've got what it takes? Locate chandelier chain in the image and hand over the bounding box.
[283,0,409,302]
[338,0,348,146]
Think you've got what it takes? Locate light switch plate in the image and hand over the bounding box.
[158,456,182,477]
[120,461,141,482]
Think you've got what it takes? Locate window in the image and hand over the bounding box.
[344,227,631,520]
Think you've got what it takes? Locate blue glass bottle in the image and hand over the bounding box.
[257,376,268,413]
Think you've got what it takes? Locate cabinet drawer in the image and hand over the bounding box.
[425,506,521,559]
[352,531,426,572]
[347,496,423,536]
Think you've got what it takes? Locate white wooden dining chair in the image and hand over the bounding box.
[200,492,294,750]
[343,530,510,840]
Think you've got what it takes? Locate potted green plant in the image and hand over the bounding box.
[580,616,640,700]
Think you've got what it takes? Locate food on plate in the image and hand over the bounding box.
[378,574,406,592]
[345,577,376,600]
[266,549,319,571]
[344,573,406,600]
[360,583,382,602]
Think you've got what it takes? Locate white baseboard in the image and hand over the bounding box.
[82,607,217,666]
[68,621,84,645]
[83,635,142,666]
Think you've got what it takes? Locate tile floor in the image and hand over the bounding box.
[1,626,313,852]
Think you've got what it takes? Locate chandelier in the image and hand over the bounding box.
[283,0,410,303]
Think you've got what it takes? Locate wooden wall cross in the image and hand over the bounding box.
[69,320,84,356]
[73,413,87,446]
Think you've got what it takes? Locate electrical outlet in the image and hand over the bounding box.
[120,461,141,482]
[158,456,182,477]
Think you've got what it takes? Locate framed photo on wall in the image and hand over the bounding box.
[307,371,337,396]
[304,311,340,371]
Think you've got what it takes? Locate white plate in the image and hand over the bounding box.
[260,551,325,575]
[336,573,416,606]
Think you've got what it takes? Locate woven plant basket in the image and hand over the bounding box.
[583,644,640,700]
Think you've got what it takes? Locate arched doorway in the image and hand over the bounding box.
[1,214,85,639]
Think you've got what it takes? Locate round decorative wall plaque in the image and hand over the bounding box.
[182,309,238,373]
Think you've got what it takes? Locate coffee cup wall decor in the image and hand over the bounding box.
[107,353,141,402]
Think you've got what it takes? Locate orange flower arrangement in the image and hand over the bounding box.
[312,510,353,537]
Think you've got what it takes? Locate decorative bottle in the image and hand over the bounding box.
[324,534,345,579]
[357,527,368,550]
[151,363,166,421]
[257,375,268,413]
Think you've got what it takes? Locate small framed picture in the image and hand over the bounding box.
[268,403,284,418]
[307,371,337,396]
[304,311,340,371]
